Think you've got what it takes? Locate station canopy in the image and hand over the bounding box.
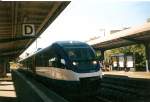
[88,23,150,50]
[0,1,70,60]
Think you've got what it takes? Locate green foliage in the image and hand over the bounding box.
[105,44,146,71]
[95,50,104,61]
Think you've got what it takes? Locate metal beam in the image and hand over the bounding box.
[0,51,18,56]
[36,2,62,35]
[94,48,105,51]
[23,1,70,54]
[0,17,11,22]
[0,46,28,59]
[0,47,26,53]
[144,43,150,72]
[0,36,37,43]
[122,36,145,44]
[0,47,27,59]
[20,7,50,14]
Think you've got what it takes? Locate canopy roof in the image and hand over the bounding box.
[0,1,70,60]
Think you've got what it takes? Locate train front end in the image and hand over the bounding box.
[62,42,102,95]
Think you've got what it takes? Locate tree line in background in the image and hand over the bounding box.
[103,44,146,71]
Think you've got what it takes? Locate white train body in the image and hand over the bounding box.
[20,41,102,95]
[36,67,102,81]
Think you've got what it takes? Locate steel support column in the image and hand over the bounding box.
[144,43,150,72]
[101,50,105,61]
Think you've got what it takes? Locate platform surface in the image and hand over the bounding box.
[0,73,17,102]
[103,71,150,79]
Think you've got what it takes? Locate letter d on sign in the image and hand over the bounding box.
[22,24,35,36]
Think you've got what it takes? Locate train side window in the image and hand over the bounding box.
[48,52,65,68]
[48,57,60,68]
[60,59,66,69]
[61,59,65,65]
[48,57,56,67]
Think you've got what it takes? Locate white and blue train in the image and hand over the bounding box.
[19,41,102,95]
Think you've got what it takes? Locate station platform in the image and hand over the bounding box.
[0,70,69,102]
[103,71,150,79]
[0,73,17,102]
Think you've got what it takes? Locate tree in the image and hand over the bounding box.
[105,44,146,71]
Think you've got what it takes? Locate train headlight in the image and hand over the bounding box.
[92,61,97,65]
[73,61,78,66]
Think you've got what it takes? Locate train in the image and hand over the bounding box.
[19,41,102,95]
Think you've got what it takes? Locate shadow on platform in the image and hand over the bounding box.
[0,96,17,102]
[0,73,18,102]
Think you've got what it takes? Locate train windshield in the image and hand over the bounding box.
[65,47,95,61]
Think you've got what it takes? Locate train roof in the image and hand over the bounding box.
[54,41,89,48]
[19,41,90,62]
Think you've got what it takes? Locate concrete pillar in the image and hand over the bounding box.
[3,57,9,76]
[101,50,105,61]
[0,57,9,77]
[144,43,150,72]
[100,50,105,70]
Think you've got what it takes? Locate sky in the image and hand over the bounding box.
[20,0,150,58]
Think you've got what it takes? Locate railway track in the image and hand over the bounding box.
[77,96,113,102]
[19,70,150,102]
[63,74,150,102]
[63,95,112,102]
[95,96,112,102]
